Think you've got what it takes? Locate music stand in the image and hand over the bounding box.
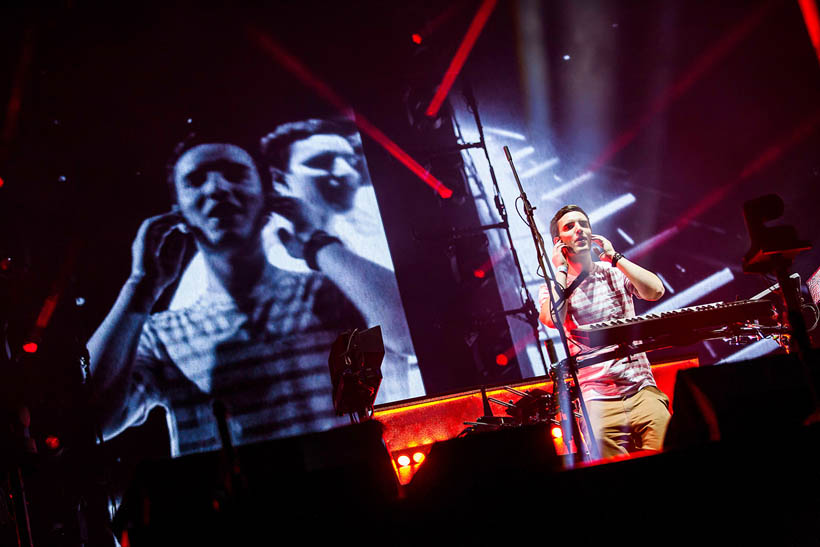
[328,326,385,422]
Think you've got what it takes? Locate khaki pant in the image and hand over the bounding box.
[584,386,671,459]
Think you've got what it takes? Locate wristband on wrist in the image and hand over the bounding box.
[303,230,342,271]
[557,265,568,275]
[611,252,624,267]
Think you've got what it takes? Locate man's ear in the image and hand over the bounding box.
[269,166,289,190]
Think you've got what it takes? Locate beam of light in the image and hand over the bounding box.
[248,28,452,199]
[3,26,36,146]
[616,227,634,245]
[645,267,734,314]
[521,157,559,178]
[716,337,781,364]
[484,127,526,140]
[513,146,536,160]
[425,0,498,117]
[588,193,636,224]
[628,107,820,261]
[585,1,776,173]
[702,340,718,359]
[798,0,820,66]
[540,171,593,201]
[656,272,676,294]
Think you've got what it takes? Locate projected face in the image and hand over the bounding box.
[285,133,363,213]
[173,143,265,248]
[555,210,592,255]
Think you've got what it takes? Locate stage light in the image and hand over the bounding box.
[411,33,423,44]
[473,269,486,279]
[75,296,86,306]
[412,451,425,463]
[521,158,559,179]
[716,338,781,365]
[22,342,37,353]
[625,226,680,259]
[646,267,734,314]
[44,435,60,450]
[513,146,536,160]
[541,171,593,201]
[656,272,676,294]
[0,176,4,188]
[484,127,526,141]
[425,0,498,118]
[551,425,563,439]
[588,193,636,224]
[495,354,509,366]
[616,227,634,245]
[57,175,67,183]
[397,455,411,467]
[562,54,571,61]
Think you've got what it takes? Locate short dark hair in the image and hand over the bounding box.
[260,118,362,181]
[165,131,273,200]
[550,204,590,240]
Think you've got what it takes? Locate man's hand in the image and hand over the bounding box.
[268,195,328,259]
[129,212,191,304]
[552,240,569,268]
[591,234,616,263]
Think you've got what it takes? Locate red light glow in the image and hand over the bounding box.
[799,0,820,66]
[44,436,60,450]
[397,455,411,467]
[248,28,453,199]
[425,0,497,118]
[0,176,4,188]
[411,33,423,44]
[495,354,509,366]
[473,269,485,279]
[22,342,38,354]
[586,1,774,174]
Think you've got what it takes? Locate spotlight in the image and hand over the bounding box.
[397,455,411,467]
[22,342,38,354]
[551,425,563,439]
[411,33,422,44]
[495,354,509,366]
[412,451,425,464]
[44,436,61,450]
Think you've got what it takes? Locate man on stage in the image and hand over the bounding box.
[538,204,669,459]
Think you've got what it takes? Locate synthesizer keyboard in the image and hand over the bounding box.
[570,299,775,347]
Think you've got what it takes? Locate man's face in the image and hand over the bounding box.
[284,133,363,213]
[554,210,592,256]
[173,143,265,248]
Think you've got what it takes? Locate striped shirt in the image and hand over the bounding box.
[132,266,364,457]
[539,261,656,400]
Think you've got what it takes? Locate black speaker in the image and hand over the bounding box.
[113,420,398,545]
[405,424,559,502]
[664,351,820,451]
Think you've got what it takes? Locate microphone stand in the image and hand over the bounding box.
[503,146,600,465]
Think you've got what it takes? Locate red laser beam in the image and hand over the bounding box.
[248,28,452,199]
[424,0,497,118]
[586,0,776,174]
[798,0,820,66]
[629,108,820,260]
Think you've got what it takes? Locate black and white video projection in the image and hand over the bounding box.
[1,0,819,465]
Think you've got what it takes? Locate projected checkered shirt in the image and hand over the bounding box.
[539,261,656,400]
[130,267,364,457]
